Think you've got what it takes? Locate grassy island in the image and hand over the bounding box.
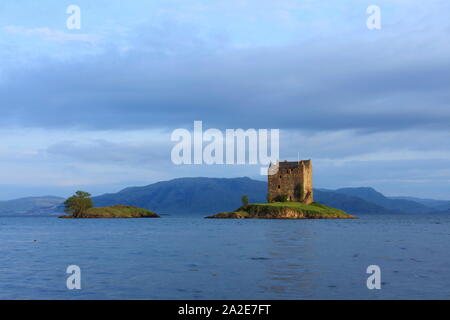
[59,191,160,219]
[206,202,356,219]
[59,204,160,218]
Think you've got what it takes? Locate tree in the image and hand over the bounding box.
[241,195,249,206]
[64,191,93,217]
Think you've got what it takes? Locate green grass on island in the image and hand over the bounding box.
[59,205,160,218]
[206,202,356,219]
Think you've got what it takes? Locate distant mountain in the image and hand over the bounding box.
[2,178,448,216]
[314,190,395,215]
[332,187,434,214]
[0,196,65,216]
[390,196,450,209]
[92,177,267,215]
[92,178,436,215]
[434,202,450,213]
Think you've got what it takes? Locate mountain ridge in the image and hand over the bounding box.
[92,178,449,215]
[1,177,449,216]
[332,187,434,214]
[0,196,65,215]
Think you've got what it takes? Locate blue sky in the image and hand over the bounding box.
[1,0,450,200]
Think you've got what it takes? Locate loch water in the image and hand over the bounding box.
[0,213,449,299]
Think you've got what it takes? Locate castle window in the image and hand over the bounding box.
[279,175,282,179]
[278,185,281,189]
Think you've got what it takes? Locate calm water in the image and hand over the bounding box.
[0,214,449,300]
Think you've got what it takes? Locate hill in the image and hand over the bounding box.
[390,196,450,213]
[0,196,64,215]
[333,187,434,214]
[314,189,395,215]
[2,178,448,216]
[93,177,266,215]
[92,178,441,215]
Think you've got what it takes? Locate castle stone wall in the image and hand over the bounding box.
[268,160,313,204]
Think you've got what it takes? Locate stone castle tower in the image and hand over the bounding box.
[268,160,313,204]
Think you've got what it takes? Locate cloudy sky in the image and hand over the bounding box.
[0,0,449,200]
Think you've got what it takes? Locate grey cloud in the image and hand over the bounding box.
[314,158,450,200]
[2,1,450,200]
[46,139,172,166]
[279,129,450,160]
[1,15,450,134]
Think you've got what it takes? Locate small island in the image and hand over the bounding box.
[206,202,355,219]
[206,160,356,219]
[59,204,160,219]
[59,191,160,218]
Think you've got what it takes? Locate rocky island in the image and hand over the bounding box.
[207,160,356,219]
[206,202,355,219]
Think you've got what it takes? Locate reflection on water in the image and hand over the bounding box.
[0,214,449,299]
[262,226,317,299]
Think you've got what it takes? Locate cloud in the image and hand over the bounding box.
[280,129,450,160]
[313,158,450,200]
[1,4,450,133]
[3,25,99,45]
[1,1,450,199]
[2,39,450,133]
[46,139,171,166]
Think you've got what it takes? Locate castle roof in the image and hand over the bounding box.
[277,160,311,169]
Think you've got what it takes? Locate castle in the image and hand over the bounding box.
[268,160,313,204]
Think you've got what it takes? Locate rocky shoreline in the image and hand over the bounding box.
[206,202,356,219]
